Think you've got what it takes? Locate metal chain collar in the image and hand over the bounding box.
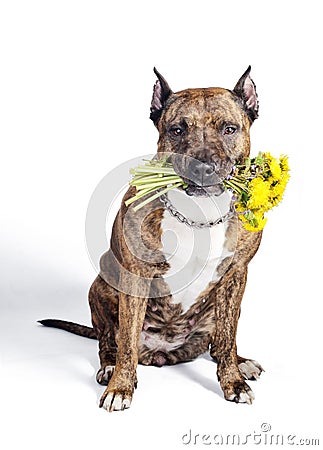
[159,193,235,229]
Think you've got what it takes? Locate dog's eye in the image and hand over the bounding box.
[170,127,184,137]
[223,126,237,135]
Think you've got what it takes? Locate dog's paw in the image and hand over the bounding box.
[223,380,255,405]
[96,365,115,386]
[99,388,132,412]
[238,359,264,380]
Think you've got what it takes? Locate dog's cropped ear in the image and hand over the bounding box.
[233,66,259,121]
[150,68,173,125]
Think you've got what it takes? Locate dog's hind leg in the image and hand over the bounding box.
[211,353,264,381]
[96,328,118,385]
[237,355,264,381]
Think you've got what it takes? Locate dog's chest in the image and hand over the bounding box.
[160,190,233,313]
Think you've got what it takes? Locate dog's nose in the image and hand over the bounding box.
[186,159,217,186]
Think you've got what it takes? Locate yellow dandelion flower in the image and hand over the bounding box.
[238,213,248,223]
[242,210,267,232]
[268,156,282,181]
[270,172,290,206]
[279,155,290,173]
[243,219,267,232]
[235,203,246,213]
[247,178,271,210]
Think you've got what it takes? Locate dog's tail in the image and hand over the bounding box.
[38,319,97,340]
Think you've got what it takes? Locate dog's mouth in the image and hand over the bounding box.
[168,154,234,197]
[164,153,235,197]
[183,183,225,197]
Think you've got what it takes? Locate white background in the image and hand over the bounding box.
[0,1,322,449]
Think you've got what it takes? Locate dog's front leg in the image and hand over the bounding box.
[99,273,149,412]
[210,267,255,404]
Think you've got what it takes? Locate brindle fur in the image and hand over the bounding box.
[40,67,264,410]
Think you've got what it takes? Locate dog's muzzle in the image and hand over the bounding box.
[169,153,232,197]
[183,159,225,197]
[186,159,218,186]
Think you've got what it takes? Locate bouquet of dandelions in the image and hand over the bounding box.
[125,152,290,232]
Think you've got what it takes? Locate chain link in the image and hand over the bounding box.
[159,193,234,229]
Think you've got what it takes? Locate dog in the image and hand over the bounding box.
[40,66,264,412]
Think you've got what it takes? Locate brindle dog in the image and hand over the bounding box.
[40,67,264,412]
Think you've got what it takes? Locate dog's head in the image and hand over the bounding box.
[150,67,258,196]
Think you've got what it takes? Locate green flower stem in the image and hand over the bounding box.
[224,179,249,192]
[132,182,183,212]
[131,176,181,187]
[124,187,157,206]
[135,179,183,191]
[130,166,176,175]
[131,174,162,183]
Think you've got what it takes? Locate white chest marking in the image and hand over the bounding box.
[161,189,234,313]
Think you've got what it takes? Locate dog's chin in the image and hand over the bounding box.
[184,184,225,197]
